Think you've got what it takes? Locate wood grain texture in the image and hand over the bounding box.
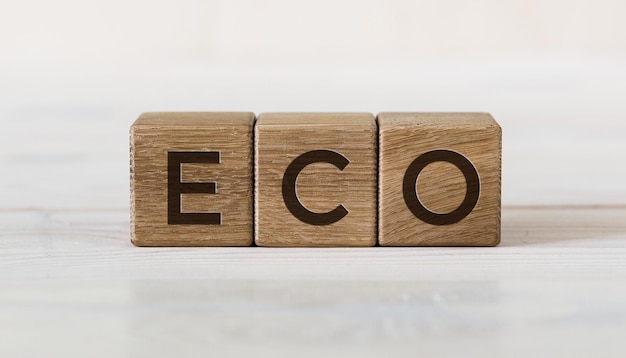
[378,112,502,246]
[130,112,254,246]
[255,113,377,247]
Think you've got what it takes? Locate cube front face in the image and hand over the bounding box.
[255,113,377,247]
[378,113,502,246]
[130,112,254,246]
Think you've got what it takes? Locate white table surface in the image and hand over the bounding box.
[2,58,626,357]
[1,206,626,357]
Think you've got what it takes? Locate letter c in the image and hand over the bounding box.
[282,150,349,225]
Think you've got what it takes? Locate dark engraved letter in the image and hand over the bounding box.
[403,149,480,226]
[282,150,350,226]
[168,151,221,225]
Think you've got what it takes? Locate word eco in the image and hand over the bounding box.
[130,112,501,247]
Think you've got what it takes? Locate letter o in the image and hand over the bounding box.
[402,150,480,226]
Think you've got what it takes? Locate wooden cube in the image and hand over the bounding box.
[130,112,254,246]
[255,113,377,247]
[378,113,501,246]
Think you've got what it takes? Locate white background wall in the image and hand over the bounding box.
[1,0,625,209]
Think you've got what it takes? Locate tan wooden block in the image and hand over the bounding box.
[378,113,502,246]
[255,113,377,247]
[130,112,254,246]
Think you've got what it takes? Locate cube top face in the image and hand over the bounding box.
[378,112,501,246]
[130,112,254,247]
[257,112,375,126]
[377,112,499,127]
[134,112,254,126]
[255,113,377,247]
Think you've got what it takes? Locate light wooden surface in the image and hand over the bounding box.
[255,113,377,247]
[3,4,626,355]
[2,60,626,357]
[130,112,255,246]
[1,206,626,357]
[378,113,501,246]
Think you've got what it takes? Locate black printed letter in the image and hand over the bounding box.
[168,152,221,225]
[282,150,349,226]
[402,149,480,226]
